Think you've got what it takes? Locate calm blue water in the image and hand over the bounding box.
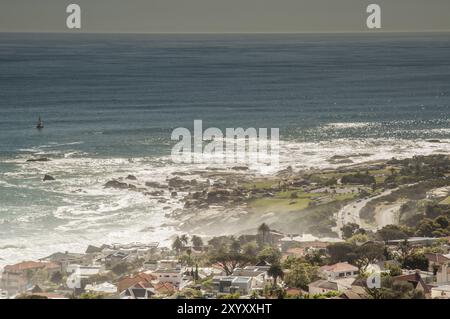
[0,33,449,159]
[0,33,449,264]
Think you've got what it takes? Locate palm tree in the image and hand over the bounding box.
[191,235,203,248]
[258,223,271,244]
[268,264,284,286]
[172,236,183,255]
[180,234,189,247]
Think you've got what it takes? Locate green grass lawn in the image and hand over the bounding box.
[249,197,311,213]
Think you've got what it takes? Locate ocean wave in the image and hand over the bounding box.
[1,137,450,266]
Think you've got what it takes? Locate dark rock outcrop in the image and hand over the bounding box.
[104,180,129,189]
[145,181,165,188]
[27,158,50,162]
[43,174,55,181]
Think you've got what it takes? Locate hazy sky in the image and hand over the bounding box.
[1,0,449,33]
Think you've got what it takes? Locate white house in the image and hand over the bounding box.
[319,262,358,280]
[431,285,450,299]
[84,282,117,295]
[151,268,183,287]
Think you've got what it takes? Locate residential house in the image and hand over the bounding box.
[431,285,450,299]
[99,251,130,269]
[157,259,181,270]
[84,282,118,296]
[66,264,103,291]
[0,261,60,294]
[282,247,306,260]
[102,242,159,262]
[151,268,183,288]
[387,237,442,247]
[308,277,355,295]
[40,251,90,273]
[120,282,155,299]
[212,276,252,296]
[319,262,358,280]
[117,273,156,293]
[232,266,273,289]
[392,272,431,296]
[153,282,176,296]
[436,262,450,284]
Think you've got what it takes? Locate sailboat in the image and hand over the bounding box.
[36,116,44,129]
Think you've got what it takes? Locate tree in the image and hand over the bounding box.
[257,246,281,265]
[341,223,360,240]
[257,223,271,245]
[366,276,425,299]
[402,253,429,271]
[268,264,284,286]
[180,234,189,246]
[284,262,318,290]
[385,263,402,277]
[376,225,411,242]
[354,242,385,272]
[327,242,357,264]
[346,233,369,245]
[50,271,63,284]
[209,252,251,275]
[435,216,449,229]
[112,262,129,275]
[172,236,183,255]
[230,238,241,253]
[191,235,204,248]
[397,240,412,261]
[241,241,259,261]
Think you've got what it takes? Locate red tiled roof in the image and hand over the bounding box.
[320,262,358,273]
[425,253,450,264]
[154,282,176,294]
[117,273,156,292]
[4,261,58,272]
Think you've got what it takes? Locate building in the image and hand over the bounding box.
[212,276,252,295]
[157,259,181,270]
[436,262,450,284]
[151,268,183,287]
[102,242,159,262]
[392,272,431,296]
[120,282,155,299]
[117,273,156,293]
[308,278,355,295]
[40,251,91,272]
[232,265,274,289]
[66,264,103,291]
[319,262,358,280]
[0,261,60,294]
[84,282,118,295]
[431,285,450,299]
[153,282,176,296]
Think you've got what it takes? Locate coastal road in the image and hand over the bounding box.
[333,188,399,238]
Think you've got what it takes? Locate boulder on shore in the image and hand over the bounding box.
[27,158,50,162]
[126,175,137,180]
[43,174,55,181]
[104,180,129,189]
[145,181,165,188]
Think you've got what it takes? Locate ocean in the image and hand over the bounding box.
[0,32,449,265]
